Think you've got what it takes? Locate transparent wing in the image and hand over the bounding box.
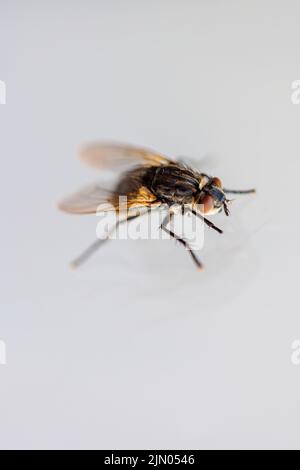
[58,184,115,214]
[58,182,160,215]
[79,142,173,171]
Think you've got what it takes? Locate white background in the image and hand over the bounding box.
[1,0,300,449]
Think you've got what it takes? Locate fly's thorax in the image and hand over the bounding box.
[150,164,200,205]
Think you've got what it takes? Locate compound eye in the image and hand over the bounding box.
[211,177,222,188]
[200,194,214,214]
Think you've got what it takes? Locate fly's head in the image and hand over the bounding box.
[198,175,230,216]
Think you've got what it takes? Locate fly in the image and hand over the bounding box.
[58,142,255,270]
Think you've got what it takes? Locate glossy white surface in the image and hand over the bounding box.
[0,0,300,449]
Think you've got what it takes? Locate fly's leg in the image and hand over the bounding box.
[70,211,143,270]
[160,211,204,271]
[188,208,223,234]
[223,188,256,194]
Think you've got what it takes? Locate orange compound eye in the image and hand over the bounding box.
[200,194,214,214]
[211,177,222,188]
